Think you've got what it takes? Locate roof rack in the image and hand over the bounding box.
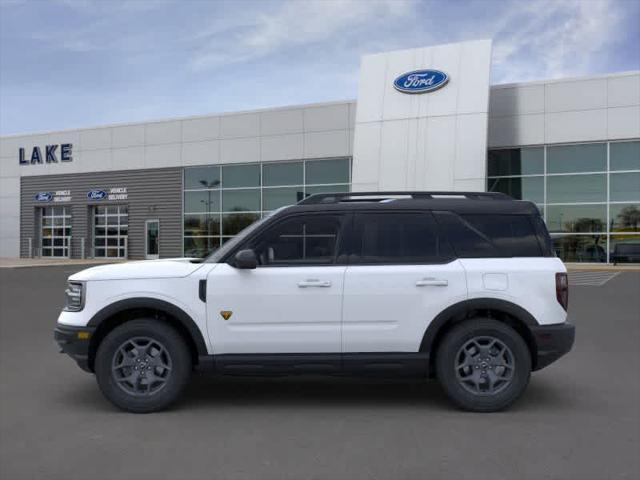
[298,191,510,205]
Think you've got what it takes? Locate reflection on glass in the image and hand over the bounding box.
[610,141,640,171]
[184,191,221,213]
[610,204,640,232]
[305,158,349,184]
[546,204,606,232]
[610,234,640,264]
[610,172,640,202]
[487,148,544,176]
[184,166,221,190]
[222,164,260,188]
[547,143,606,173]
[305,184,350,196]
[184,237,220,258]
[222,189,260,212]
[487,176,543,203]
[551,235,606,262]
[222,213,260,236]
[184,214,221,236]
[262,162,303,186]
[547,174,606,203]
[263,187,304,210]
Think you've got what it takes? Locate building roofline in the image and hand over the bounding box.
[490,70,640,90]
[0,98,357,139]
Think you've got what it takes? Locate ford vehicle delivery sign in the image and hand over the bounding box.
[35,192,53,202]
[393,69,449,93]
[87,190,107,200]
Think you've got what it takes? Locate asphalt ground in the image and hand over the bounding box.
[1,266,638,480]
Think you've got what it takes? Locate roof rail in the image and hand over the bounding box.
[298,191,510,205]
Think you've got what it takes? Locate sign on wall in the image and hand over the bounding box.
[19,144,73,165]
[87,187,128,201]
[34,190,71,202]
[393,69,449,94]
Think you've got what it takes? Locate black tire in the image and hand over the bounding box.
[435,318,531,412]
[95,319,192,413]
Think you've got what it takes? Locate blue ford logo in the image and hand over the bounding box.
[87,190,107,200]
[35,192,53,202]
[393,69,449,94]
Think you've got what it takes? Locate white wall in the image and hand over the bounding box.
[352,39,492,192]
[488,71,640,147]
[0,101,355,257]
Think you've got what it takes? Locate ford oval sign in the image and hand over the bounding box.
[35,192,53,202]
[87,190,107,200]
[393,69,449,94]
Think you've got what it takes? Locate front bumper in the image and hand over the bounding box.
[531,322,575,371]
[54,324,95,373]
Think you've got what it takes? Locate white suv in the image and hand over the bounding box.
[55,191,574,413]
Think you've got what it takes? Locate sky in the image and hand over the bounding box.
[1,0,639,135]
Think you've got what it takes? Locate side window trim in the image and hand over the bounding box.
[232,212,349,268]
[349,210,456,266]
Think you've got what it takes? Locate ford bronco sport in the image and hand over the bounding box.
[55,191,575,413]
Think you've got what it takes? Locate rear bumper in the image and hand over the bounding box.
[54,324,95,373]
[531,322,575,371]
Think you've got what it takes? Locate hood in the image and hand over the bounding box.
[69,258,205,282]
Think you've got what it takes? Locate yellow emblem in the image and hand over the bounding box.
[220,310,233,320]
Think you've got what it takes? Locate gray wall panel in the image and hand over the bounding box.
[20,168,182,259]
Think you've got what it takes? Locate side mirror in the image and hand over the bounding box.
[234,249,258,269]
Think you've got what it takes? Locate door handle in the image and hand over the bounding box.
[298,279,332,288]
[416,278,448,287]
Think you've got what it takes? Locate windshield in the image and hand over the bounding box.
[203,207,288,263]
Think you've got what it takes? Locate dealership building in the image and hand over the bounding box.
[1,39,638,263]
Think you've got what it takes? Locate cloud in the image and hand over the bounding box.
[189,0,415,71]
[491,0,625,83]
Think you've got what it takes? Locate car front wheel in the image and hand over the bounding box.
[95,319,191,413]
[436,318,531,412]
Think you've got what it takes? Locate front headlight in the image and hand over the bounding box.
[63,282,85,312]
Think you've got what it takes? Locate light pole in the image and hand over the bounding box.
[199,179,220,252]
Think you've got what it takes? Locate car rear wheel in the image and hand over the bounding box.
[95,319,191,413]
[436,318,531,412]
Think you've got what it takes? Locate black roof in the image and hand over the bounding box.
[280,191,539,216]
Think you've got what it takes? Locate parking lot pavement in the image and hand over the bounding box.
[1,266,639,480]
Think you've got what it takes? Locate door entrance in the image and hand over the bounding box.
[145,219,160,259]
[40,206,71,257]
[93,205,128,258]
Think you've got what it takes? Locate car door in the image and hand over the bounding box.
[342,211,467,353]
[206,212,348,354]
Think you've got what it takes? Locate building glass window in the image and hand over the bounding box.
[487,177,543,204]
[547,143,606,174]
[610,141,640,171]
[489,140,640,263]
[610,172,640,202]
[487,147,544,176]
[183,158,350,257]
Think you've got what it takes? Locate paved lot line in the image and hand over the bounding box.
[568,271,620,286]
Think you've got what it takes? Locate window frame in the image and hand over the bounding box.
[225,211,351,268]
[346,210,456,266]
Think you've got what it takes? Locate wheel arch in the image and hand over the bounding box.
[86,298,208,372]
[420,298,539,374]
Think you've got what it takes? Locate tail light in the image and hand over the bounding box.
[555,272,569,311]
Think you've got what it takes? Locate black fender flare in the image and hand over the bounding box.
[420,298,538,354]
[87,297,208,356]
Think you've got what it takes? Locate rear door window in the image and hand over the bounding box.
[434,211,543,257]
[350,212,454,264]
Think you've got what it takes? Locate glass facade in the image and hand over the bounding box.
[183,158,351,257]
[488,140,640,263]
